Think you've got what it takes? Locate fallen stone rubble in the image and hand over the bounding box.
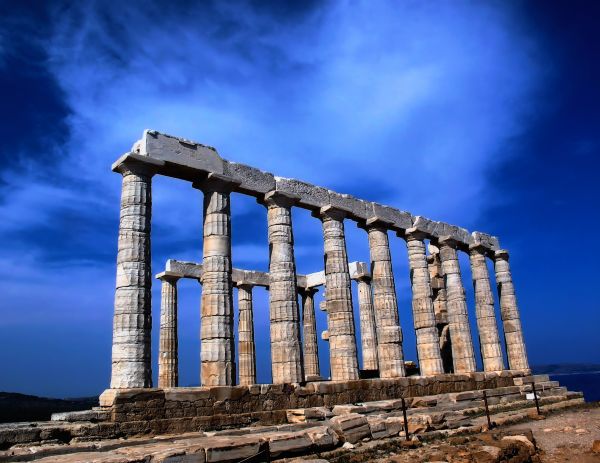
[0,376,584,462]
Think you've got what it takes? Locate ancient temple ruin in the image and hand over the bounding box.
[99,129,529,410]
[0,130,583,459]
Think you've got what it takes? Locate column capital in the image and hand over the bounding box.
[436,235,460,248]
[192,172,241,193]
[469,243,494,257]
[357,217,391,231]
[155,271,183,283]
[299,286,319,296]
[354,272,372,283]
[261,190,300,208]
[234,281,255,291]
[494,249,510,260]
[112,152,164,177]
[402,227,429,241]
[312,204,348,221]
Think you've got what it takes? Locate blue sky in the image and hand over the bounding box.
[0,0,598,398]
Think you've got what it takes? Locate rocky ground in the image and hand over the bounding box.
[284,404,600,463]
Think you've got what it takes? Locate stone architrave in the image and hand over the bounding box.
[494,250,529,370]
[237,284,257,385]
[110,160,155,389]
[158,274,179,388]
[356,276,378,371]
[437,237,477,374]
[196,174,237,386]
[404,228,444,376]
[317,206,360,381]
[469,245,505,372]
[264,190,304,384]
[363,222,405,378]
[300,287,320,380]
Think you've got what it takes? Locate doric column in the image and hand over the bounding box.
[437,237,477,373]
[356,276,378,371]
[494,250,529,370]
[110,160,155,389]
[469,245,504,372]
[427,246,453,373]
[237,284,257,385]
[363,223,405,378]
[264,191,304,384]
[196,174,237,386]
[317,206,359,381]
[300,287,320,380]
[157,273,179,388]
[404,228,444,376]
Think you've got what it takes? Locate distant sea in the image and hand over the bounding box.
[549,372,600,402]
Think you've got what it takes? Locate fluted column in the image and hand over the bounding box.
[196,174,236,386]
[318,206,359,381]
[437,237,477,373]
[301,287,320,380]
[364,223,405,378]
[158,274,179,388]
[494,249,529,370]
[356,276,378,371]
[110,160,155,389]
[404,229,444,376]
[469,245,504,372]
[427,246,453,373]
[264,190,304,384]
[237,284,257,385]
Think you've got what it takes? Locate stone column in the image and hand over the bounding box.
[469,245,505,372]
[196,174,236,386]
[264,190,304,384]
[356,276,378,371]
[317,206,360,381]
[110,160,155,389]
[300,287,320,380]
[427,246,453,372]
[437,237,477,373]
[237,284,257,385]
[364,223,405,378]
[404,228,444,376]
[494,250,529,370]
[158,273,179,388]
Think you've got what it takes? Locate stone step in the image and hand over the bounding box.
[513,374,550,385]
[50,409,110,422]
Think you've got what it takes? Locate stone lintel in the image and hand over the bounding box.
[126,129,499,254]
[304,270,326,289]
[468,242,495,257]
[436,235,460,248]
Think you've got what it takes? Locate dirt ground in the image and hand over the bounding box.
[506,405,600,462]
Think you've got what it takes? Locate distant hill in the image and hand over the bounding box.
[532,363,600,375]
[0,392,98,423]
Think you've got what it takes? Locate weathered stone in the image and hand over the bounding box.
[301,288,320,379]
[318,206,359,381]
[237,284,256,386]
[356,276,378,371]
[158,274,179,388]
[469,246,504,372]
[364,225,405,378]
[264,190,304,384]
[494,250,529,370]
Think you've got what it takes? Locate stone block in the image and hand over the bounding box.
[141,131,225,177]
[203,436,262,462]
[329,192,369,221]
[471,231,500,251]
[367,202,413,230]
[223,161,275,196]
[329,413,371,443]
[267,431,312,455]
[412,216,437,235]
[432,222,472,246]
[275,177,330,210]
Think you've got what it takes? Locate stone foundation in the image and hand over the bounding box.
[98,370,530,434]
